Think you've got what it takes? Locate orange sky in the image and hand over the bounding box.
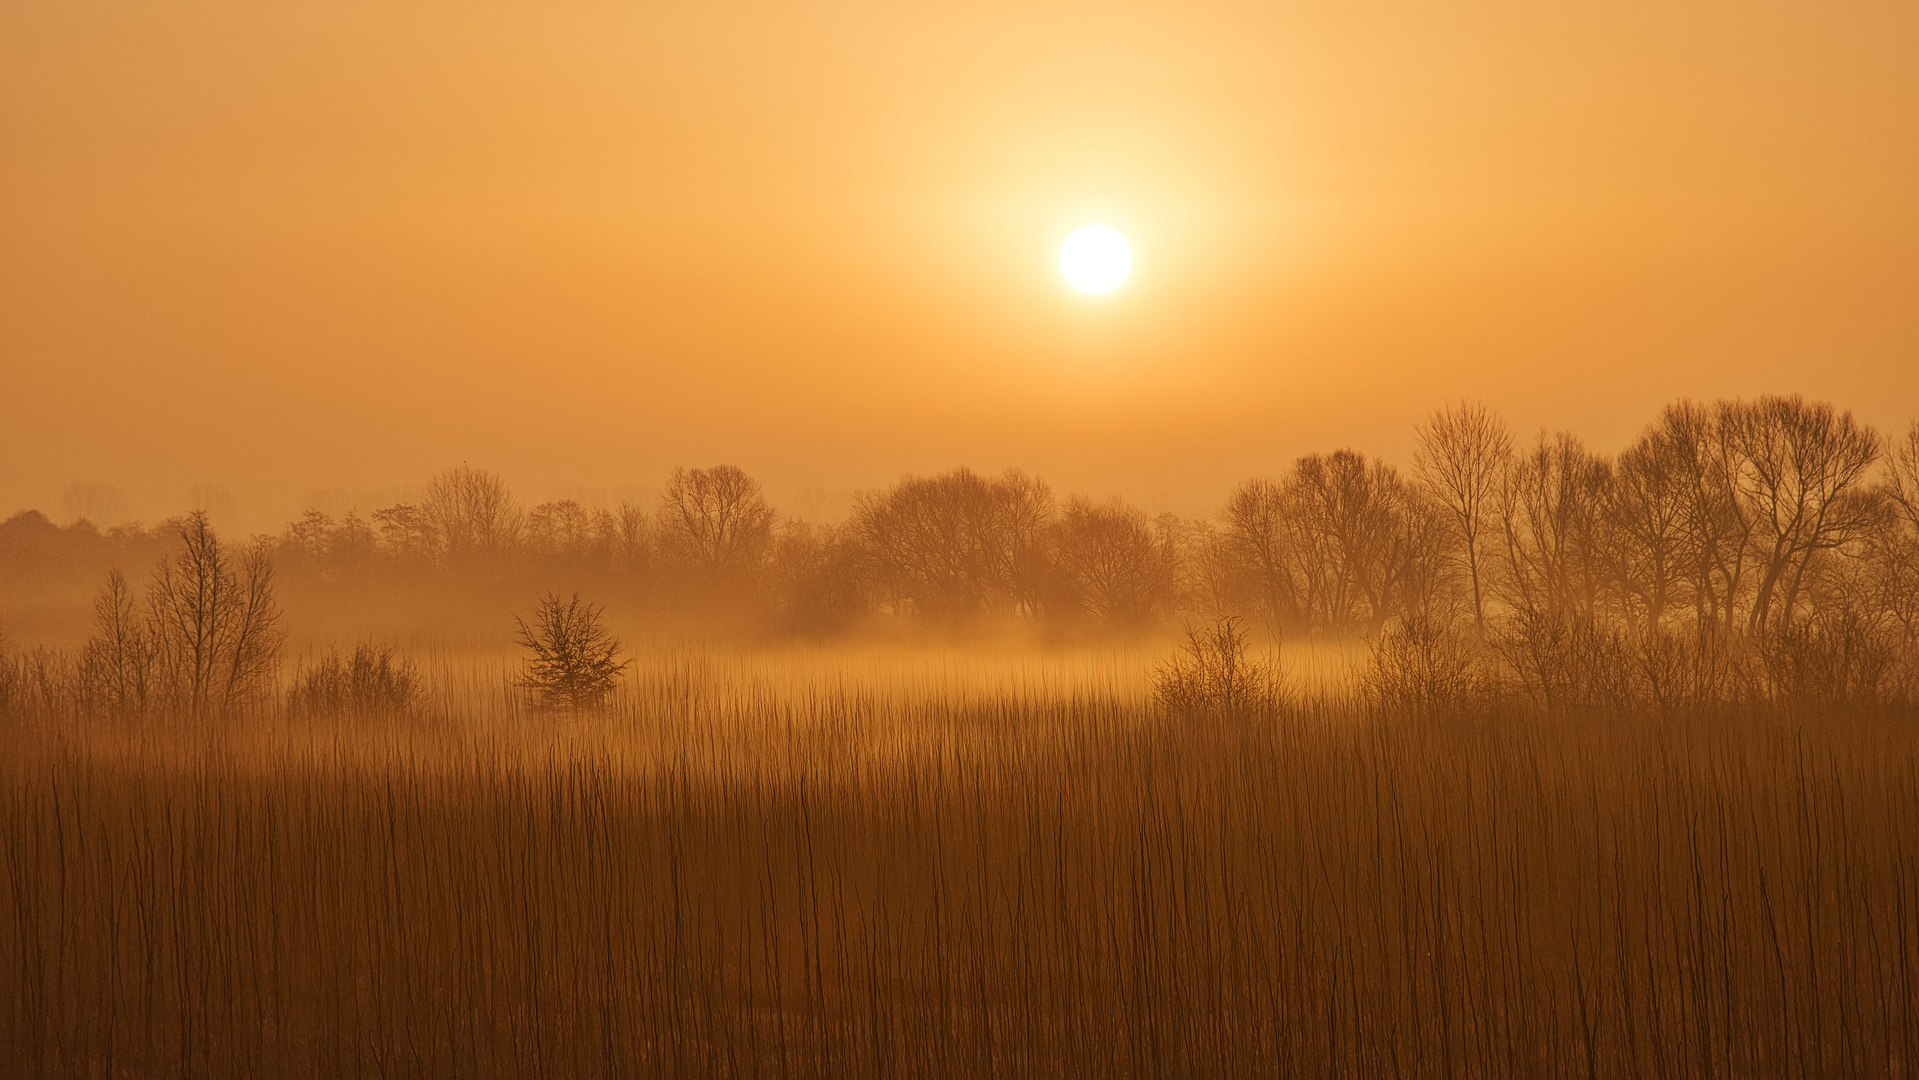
[4,0,1917,529]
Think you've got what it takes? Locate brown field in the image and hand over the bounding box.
[5,644,1915,1079]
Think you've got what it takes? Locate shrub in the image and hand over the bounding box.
[288,644,419,719]
[1362,615,1497,720]
[1491,610,1634,718]
[1752,608,1903,713]
[1151,615,1282,719]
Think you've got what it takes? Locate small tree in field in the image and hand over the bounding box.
[514,592,629,710]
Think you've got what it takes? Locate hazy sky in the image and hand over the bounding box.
[5,0,1917,529]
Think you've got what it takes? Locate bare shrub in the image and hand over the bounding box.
[1491,610,1633,718]
[288,644,420,720]
[1151,615,1283,719]
[0,643,79,727]
[1752,608,1902,713]
[1362,615,1497,720]
[1623,625,1736,719]
[514,591,630,710]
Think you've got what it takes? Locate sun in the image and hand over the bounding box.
[1059,225,1132,294]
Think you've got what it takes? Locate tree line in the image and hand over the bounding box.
[257,397,1918,640]
[4,393,1918,717]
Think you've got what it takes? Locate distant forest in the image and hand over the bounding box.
[5,394,1919,706]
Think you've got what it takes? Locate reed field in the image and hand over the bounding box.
[6,395,1919,1075]
[4,643,1916,1079]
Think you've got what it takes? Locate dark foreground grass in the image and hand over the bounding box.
[5,697,1917,1079]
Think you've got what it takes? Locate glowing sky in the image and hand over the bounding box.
[4,0,1917,528]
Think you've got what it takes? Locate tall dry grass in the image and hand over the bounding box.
[3,644,1916,1078]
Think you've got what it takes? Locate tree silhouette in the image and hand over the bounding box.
[1413,401,1512,634]
[98,510,284,718]
[658,465,775,578]
[514,591,629,710]
[424,466,520,565]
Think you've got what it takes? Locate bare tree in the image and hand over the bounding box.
[373,503,437,561]
[144,511,284,717]
[1883,420,1919,532]
[852,467,1054,619]
[1868,420,1919,645]
[1220,478,1304,631]
[1605,425,1694,631]
[764,519,865,631]
[657,465,775,578]
[61,481,130,527]
[1413,402,1512,634]
[1221,453,1427,636]
[1657,400,1760,636]
[80,568,153,717]
[527,499,595,562]
[423,466,521,565]
[515,591,629,710]
[601,502,652,571]
[1725,395,1882,632]
[1289,450,1422,635]
[1053,497,1174,627]
[1496,432,1611,625]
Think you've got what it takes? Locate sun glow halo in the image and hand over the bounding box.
[1059,225,1132,294]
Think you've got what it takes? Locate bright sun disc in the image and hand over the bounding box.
[1059,225,1132,294]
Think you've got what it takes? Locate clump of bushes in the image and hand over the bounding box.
[1749,608,1911,714]
[288,644,419,719]
[1362,615,1498,721]
[1151,616,1283,719]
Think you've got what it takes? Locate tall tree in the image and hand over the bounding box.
[1413,402,1512,634]
[1220,478,1303,631]
[423,466,521,565]
[1290,450,1420,635]
[1869,420,1919,644]
[1658,401,1761,636]
[1496,432,1611,625]
[1605,425,1694,631]
[1053,497,1174,626]
[852,467,1053,619]
[144,512,283,716]
[1726,395,1882,631]
[657,465,775,577]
